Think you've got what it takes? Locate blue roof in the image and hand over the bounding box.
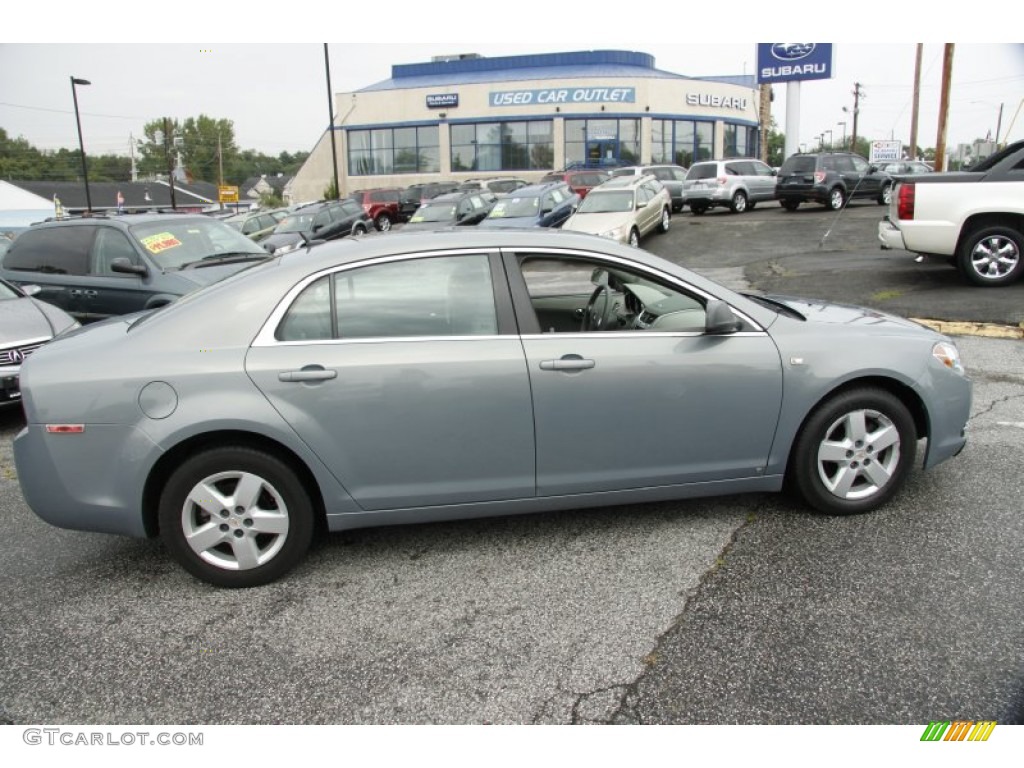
[356,50,753,93]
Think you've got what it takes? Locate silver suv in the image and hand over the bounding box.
[609,164,688,212]
[681,159,778,214]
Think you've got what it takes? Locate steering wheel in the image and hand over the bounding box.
[581,284,611,331]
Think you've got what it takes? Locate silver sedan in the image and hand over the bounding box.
[15,230,971,587]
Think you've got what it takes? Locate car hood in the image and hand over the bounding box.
[563,212,633,234]
[0,297,59,343]
[762,294,932,334]
[172,259,263,288]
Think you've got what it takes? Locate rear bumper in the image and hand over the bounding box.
[877,218,907,251]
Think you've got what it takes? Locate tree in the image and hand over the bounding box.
[137,115,238,183]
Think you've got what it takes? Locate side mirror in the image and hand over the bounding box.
[20,284,42,297]
[771,169,778,176]
[110,258,148,276]
[705,299,741,335]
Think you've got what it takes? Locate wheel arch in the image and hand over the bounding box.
[954,213,1024,255]
[141,429,328,539]
[785,375,928,474]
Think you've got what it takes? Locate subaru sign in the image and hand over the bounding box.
[426,93,459,109]
[757,43,833,84]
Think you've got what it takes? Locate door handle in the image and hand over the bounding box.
[278,366,337,383]
[539,356,595,372]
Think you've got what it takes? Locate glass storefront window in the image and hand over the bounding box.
[651,119,716,167]
[348,125,440,176]
[564,119,640,168]
[450,120,553,172]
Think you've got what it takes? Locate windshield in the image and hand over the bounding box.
[274,213,316,234]
[578,191,634,214]
[0,279,23,300]
[487,196,540,219]
[410,203,457,223]
[129,218,266,270]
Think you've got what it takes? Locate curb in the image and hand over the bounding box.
[911,318,1024,340]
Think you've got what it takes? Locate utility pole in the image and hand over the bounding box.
[324,43,341,199]
[934,44,955,172]
[218,131,225,211]
[909,44,922,160]
[850,82,865,154]
[164,117,178,210]
[129,132,138,182]
[759,83,772,164]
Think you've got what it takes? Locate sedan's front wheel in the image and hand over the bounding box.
[159,447,314,588]
[658,207,671,233]
[790,388,916,515]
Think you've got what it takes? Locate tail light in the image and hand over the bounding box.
[717,177,728,185]
[897,183,915,220]
[814,171,826,184]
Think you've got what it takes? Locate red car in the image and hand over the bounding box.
[348,188,404,231]
[540,170,611,199]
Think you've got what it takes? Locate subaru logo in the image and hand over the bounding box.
[771,43,816,61]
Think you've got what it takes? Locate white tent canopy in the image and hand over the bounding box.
[0,180,55,229]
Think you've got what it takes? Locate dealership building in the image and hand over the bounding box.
[290,50,763,201]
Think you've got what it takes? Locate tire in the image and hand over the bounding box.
[780,200,799,211]
[159,447,315,588]
[375,214,392,232]
[353,224,368,236]
[827,187,846,211]
[690,204,708,216]
[878,183,893,206]
[790,388,916,516]
[658,207,671,234]
[628,228,640,247]
[957,226,1024,286]
[730,190,748,213]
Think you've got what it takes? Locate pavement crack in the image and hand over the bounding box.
[969,392,1024,422]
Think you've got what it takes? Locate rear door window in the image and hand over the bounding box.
[3,226,93,275]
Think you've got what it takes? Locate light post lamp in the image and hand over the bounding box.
[70,76,92,214]
[838,121,847,150]
[970,101,1004,148]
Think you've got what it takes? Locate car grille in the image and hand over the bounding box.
[0,341,46,366]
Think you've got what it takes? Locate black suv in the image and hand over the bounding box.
[261,199,372,255]
[775,152,893,211]
[0,214,270,323]
[401,191,495,231]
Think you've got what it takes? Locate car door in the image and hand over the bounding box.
[79,226,156,320]
[505,250,783,497]
[0,225,95,319]
[748,160,777,201]
[245,251,536,511]
[850,155,885,199]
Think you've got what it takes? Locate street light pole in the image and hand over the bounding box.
[838,121,847,151]
[70,76,92,214]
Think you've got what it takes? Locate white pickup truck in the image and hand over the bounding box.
[878,140,1024,286]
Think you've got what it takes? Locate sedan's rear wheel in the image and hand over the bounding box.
[658,207,671,233]
[790,388,916,515]
[159,447,314,588]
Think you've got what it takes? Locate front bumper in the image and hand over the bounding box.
[877,218,907,251]
[0,365,22,405]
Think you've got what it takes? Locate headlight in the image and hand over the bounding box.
[932,341,964,375]
[601,226,624,240]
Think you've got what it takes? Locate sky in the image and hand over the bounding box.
[3,9,1023,161]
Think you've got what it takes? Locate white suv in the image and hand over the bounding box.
[681,159,778,214]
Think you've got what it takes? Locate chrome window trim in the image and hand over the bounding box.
[252,245,765,348]
[252,248,499,347]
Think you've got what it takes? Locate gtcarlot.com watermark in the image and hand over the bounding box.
[23,728,203,747]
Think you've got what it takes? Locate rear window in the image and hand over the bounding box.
[780,156,818,175]
[686,164,718,180]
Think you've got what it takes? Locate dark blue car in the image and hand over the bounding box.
[477,182,580,229]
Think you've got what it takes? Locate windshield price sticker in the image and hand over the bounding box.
[141,232,183,254]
